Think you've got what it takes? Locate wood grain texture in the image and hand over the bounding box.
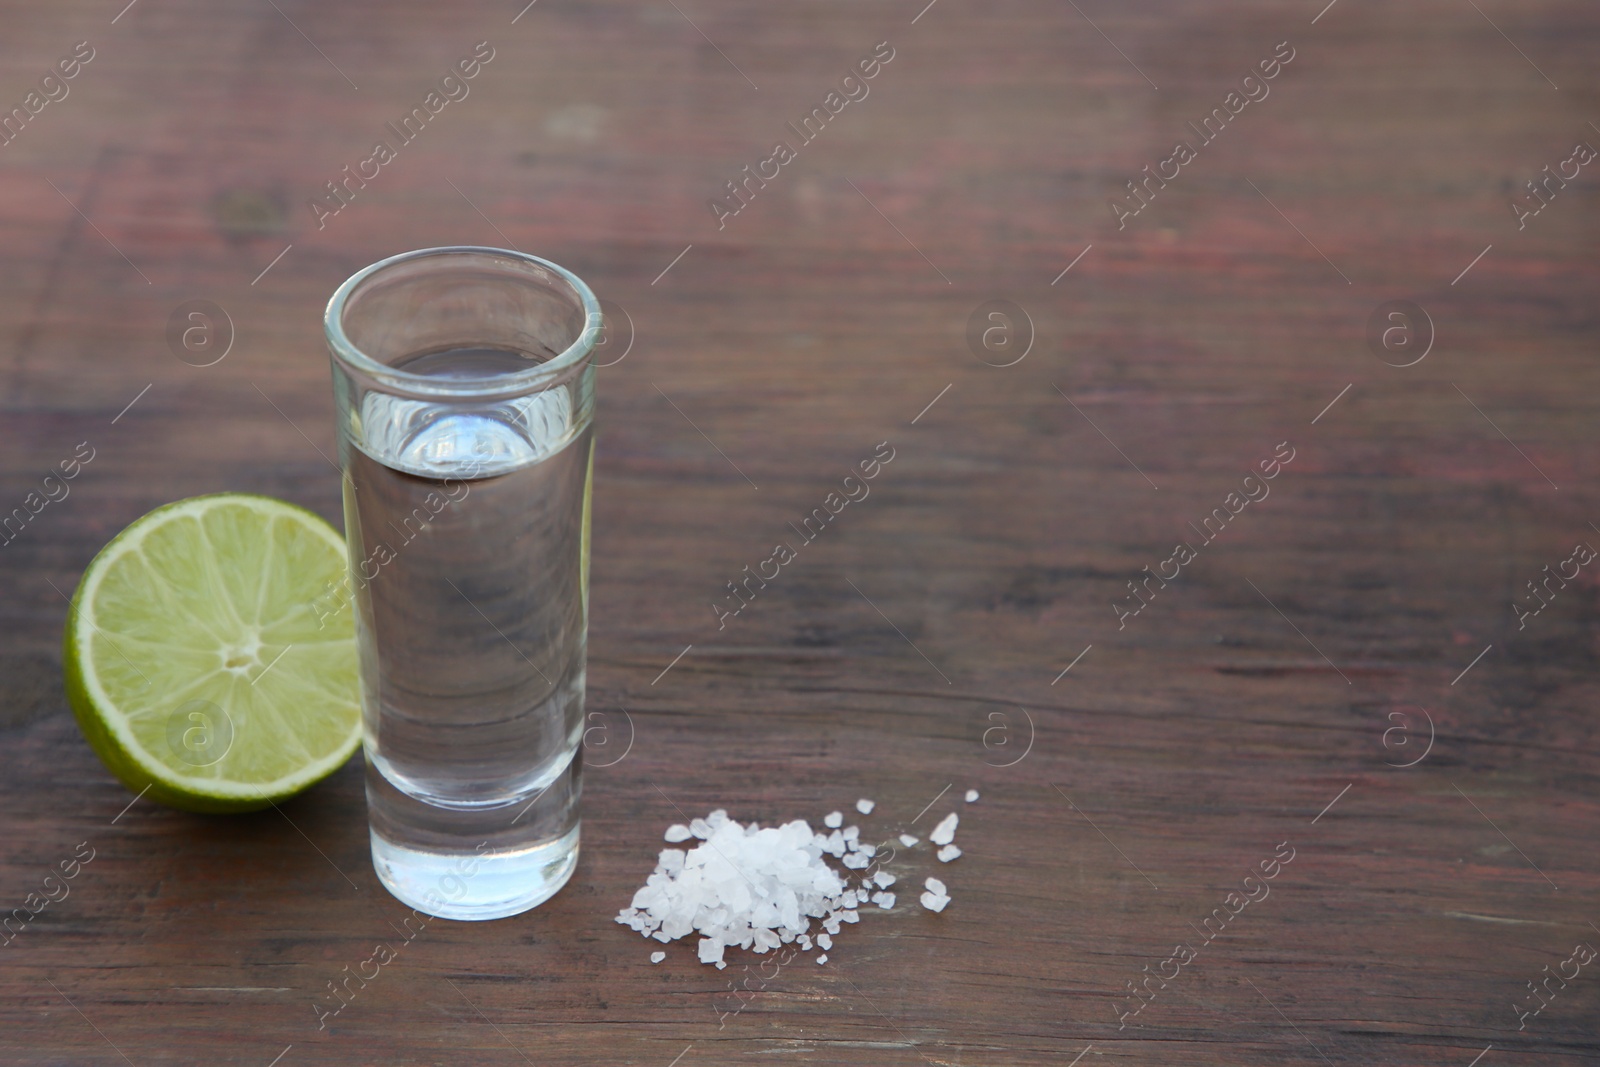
[2,0,1598,1063]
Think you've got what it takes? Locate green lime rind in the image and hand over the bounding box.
[63,493,362,814]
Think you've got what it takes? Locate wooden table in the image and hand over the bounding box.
[3,0,1597,1063]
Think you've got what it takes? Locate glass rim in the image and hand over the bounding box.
[323,245,603,398]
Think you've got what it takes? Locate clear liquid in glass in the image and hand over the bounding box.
[340,345,589,920]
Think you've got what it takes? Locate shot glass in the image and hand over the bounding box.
[324,247,600,920]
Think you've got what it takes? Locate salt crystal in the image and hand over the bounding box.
[824,811,843,828]
[873,892,895,910]
[925,877,946,895]
[817,932,832,950]
[873,871,896,888]
[899,834,919,848]
[664,824,692,842]
[965,789,979,803]
[817,954,828,965]
[856,798,875,814]
[929,813,958,846]
[698,938,724,965]
[841,909,859,924]
[650,951,666,963]
[937,845,962,863]
[919,891,949,913]
[842,826,859,842]
[689,818,712,839]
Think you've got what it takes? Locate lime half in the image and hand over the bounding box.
[63,493,361,813]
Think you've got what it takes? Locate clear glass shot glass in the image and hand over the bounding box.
[324,247,600,920]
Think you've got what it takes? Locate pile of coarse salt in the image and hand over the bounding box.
[618,791,977,968]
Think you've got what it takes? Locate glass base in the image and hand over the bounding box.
[365,748,583,921]
[371,823,579,921]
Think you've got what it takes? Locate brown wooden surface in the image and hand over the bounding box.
[3,0,1599,1063]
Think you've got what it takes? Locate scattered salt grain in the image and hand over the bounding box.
[824,811,843,828]
[920,876,951,913]
[817,954,828,965]
[817,932,832,950]
[872,892,896,910]
[937,844,962,863]
[664,824,692,842]
[899,834,919,848]
[856,798,875,814]
[873,871,896,888]
[929,813,959,846]
[965,789,979,803]
[650,951,666,963]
